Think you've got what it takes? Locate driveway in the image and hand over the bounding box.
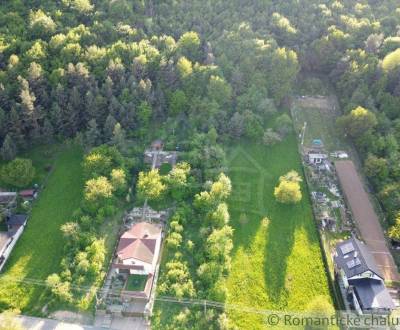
[18,315,149,330]
[18,316,101,330]
[335,160,400,282]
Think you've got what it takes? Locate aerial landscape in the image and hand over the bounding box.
[0,0,400,329]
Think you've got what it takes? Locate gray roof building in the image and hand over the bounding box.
[335,237,394,313]
[335,237,382,279]
[349,279,394,311]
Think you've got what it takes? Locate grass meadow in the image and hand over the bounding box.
[225,138,332,329]
[0,146,83,314]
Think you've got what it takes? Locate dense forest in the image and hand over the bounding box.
[1,0,400,328]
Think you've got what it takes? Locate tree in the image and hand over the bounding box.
[177,57,193,78]
[29,9,56,38]
[389,214,400,241]
[61,222,80,244]
[279,170,302,183]
[137,169,166,201]
[228,112,245,138]
[85,119,100,148]
[0,310,25,330]
[1,158,36,188]
[72,0,94,14]
[83,145,124,179]
[42,118,54,143]
[337,106,377,138]
[274,180,302,204]
[109,0,133,20]
[110,168,127,193]
[263,129,282,146]
[195,173,232,211]
[274,113,293,137]
[210,173,232,202]
[158,259,195,298]
[165,162,191,200]
[207,75,232,106]
[208,203,230,227]
[85,239,106,275]
[103,114,117,141]
[274,170,302,204]
[110,123,126,153]
[46,274,73,302]
[169,90,188,115]
[206,225,233,267]
[1,134,17,161]
[382,48,400,72]
[177,31,201,60]
[85,176,114,200]
[84,176,114,202]
[364,155,388,184]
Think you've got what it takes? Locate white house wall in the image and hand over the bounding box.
[0,225,24,272]
[120,238,162,275]
[122,258,153,274]
[348,271,382,281]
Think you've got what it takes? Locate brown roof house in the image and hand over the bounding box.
[151,139,164,151]
[113,222,162,301]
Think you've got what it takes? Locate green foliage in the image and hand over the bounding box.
[388,214,400,241]
[263,128,282,145]
[177,57,193,78]
[225,141,331,329]
[169,90,188,115]
[45,274,73,302]
[337,106,377,138]
[0,147,83,312]
[364,155,389,185]
[29,9,56,38]
[178,31,201,60]
[84,176,114,202]
[110,168,127,193]
[158,259,195,298]
[1,158,36,188]
[137,169,166,201]
[382,48,400,72]
[274,113,293,137]
[0,134,17,161]
[274,177,302,204]
[83,145,124,179]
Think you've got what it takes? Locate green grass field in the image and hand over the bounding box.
[125,274,148,291]
[0,146,83,314]
[225,137,332,329]
[291,102,347,152]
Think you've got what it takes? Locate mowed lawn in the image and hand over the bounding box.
[226,138,332,329]
[0,146,83,314]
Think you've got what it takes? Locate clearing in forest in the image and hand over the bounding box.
[0,146,84,314]
[291,96,347,151]
[225,138,332,329]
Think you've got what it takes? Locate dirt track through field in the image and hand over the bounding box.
[335,160,400,282]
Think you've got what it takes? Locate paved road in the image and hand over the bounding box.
[335,160,400,282]
[17,315,148,330]
[18,316,101,330]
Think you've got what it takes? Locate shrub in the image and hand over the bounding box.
[1,158,36,188]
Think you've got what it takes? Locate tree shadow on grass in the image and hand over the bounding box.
[264,203,299,307]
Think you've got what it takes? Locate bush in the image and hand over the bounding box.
[263,128,282,146]
[1,158,36,188]
[274,170,302,204]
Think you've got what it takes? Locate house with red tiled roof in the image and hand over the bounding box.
[114,222,162,275]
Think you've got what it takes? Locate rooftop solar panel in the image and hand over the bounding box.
[347,258,361,269]
[340,242,355,255]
